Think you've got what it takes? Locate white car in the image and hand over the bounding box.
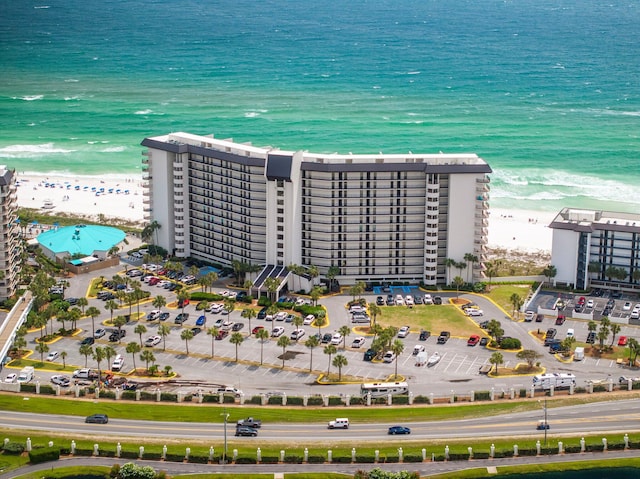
[272,326,285,337]
[295,298,306,306]
[405,295,414,306]
[290,328,305,340]
[423,294,433,304]
[218,290,230,297]
[227,291,238,299]
[586,299,594,309]
[51,374,71,387]
[398,326,410,338]
[467,309,484,317]
[147,310,161,321]
[46,351,59,362]
[222,320,234,330]
[395,294,404,306]
[352,337,366,348]
[4,373,17,383]
[383,351,396,363]
[413,344,425,355]
[209,303,223,313]
[94,328,106,338]
[623,302,632,311]
[303,314,315,325]
[275,311,288,321]
[144,335,161,347]
[330,333,343,345]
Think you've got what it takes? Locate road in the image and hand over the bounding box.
[2,399,639,442]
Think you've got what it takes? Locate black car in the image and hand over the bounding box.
[413,295,423,305]
[376,296,385,306]
[545,328,557,339]
[386,294,394,305]
[419,330,431,341]
[257,307,267,320]
[322,333,332,343]
[363,349,376,361]
[109,330,126,342]
[388,426,411,435]
[80,337,95,346]
[235,426,258,437]
[159,312,170,321]
[190,327,202,336]
[535,314,544,323]
[586,331,596,344]
[175,313,189,324]
[437,331,450,344]
[479,337,489,346]
[232,322,244,331]
[433,296,443,305]
[85,414,109,424]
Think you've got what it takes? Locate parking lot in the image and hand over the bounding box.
[12,262,640,398]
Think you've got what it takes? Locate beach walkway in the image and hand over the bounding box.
[0,290,33,369]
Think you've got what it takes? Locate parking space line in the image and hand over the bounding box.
[454,354,469,373]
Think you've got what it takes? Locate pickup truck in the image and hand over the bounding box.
[236,417,262,428]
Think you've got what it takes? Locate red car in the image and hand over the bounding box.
[252,326,264,335]
[555,315,566,325]
[577,296,586,305]
[148,277,160,286]
[618,336,628,346]
[215,330,229,340]
[467,335,480,346]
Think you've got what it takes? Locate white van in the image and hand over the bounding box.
[328,418,349,429]
[566,328,574,339]
[574,347,585,361]
[111,355,125,372]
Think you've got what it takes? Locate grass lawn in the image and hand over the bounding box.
[485,284,533,317]
[371,303,484,338]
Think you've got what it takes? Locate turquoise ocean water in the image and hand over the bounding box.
[1,0,639,215]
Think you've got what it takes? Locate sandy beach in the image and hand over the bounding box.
[15,173,554,255]
[15,173,144,225]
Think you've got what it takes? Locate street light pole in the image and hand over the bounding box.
[544,397,548,446]
[221,408,229,464]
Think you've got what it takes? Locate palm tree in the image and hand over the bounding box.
[79,344,93,367]
[112,316,128,343]
[205,272,218,293]
[181,328,194,355]
[230,332,244,362]
[326,265,339,293]
[126,342,141,371]
[445,258,456,284]
[489,351,504,375]
[93,346,105,379]
[152,295,167,312]
[60,351,68,368]
[510,293,523,317]
[277,335,291,368]
[391,339,405,379]
[264,277,281,302]
[598,317,611,349]
[35,342,49,362]
[610,323,621,347]
[324,344,337,376]
[310,286,323,306]
[332,354,348,381]
[628,338,640,366]
[338,325,351,349]
[266,304,279,332]
[105,300,118,323]
[256,328,269,365]
[241,308,256,335]
[134,324,147,348]
[76,297,89,316]
[104,346,117,368]
[86,306,101,337]
[452,276,465,299]
[206,327,219,358]
[224,298,236,321]
[158,323,171,351]
[177,290,190,315]
[463,253,476,283]
[292,315,304,331]
[305,335,320,372]
[140,349,155,373]
[368,303,381,328]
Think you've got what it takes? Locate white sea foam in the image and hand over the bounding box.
[100,146,126,153]
[64,79,79,83]
[135,109,153,115]
[64,96,80,101]
[17,95,44,101]
[244,112,260,118]
[0,143,74,157]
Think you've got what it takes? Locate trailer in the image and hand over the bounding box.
[532,373,576,390]
[17,366,35,383]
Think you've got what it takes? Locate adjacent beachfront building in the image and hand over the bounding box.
[0,167,20,300]
[141,132,491,288]
[550,208,640,292]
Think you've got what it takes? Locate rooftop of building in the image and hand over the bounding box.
[37,224,125,257]
[549,207,640,233]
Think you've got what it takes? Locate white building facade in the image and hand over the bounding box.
[141,132,491,287]
[0,167,20,300]
[550,208,640,292]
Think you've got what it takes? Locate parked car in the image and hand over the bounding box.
[322,333,333,343]
[196,315,207,326]
[555,315,566,325]
[618,336,628,346]
[215,330,229,340]
[352,337,365,348]
[174,313,189,324]
[535,314,544,322]
[398,326,410,338]
[94,328,106,338]
[376,296,385,306]
[147,310,161,321]
[437,331,450,344]
[232,322,244,331]
[330,332,343,345]
[46,351,59,362]
[4,373,17,383]
[159,312,170,321]
[303,314,315,325]
[190,327,202,336]
[81,337,95,345]
[252,326,264,335]
[109,330,126,342]
[388,426,411,435]
[466,309,484,317]
[290,328,305,340]
[50,374,70,387]
[413,344,425,355]
[144,335,161,347]
[479,337,489,346]
[467,335,480,346]
[271,327,285,337]
[382,351,396,363]
[419,330,431,341]
[586,331,596,344]
[363,349,376,361]
[524,311,535,322]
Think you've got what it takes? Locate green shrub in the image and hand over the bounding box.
[287,396,304,405]
[140,391,155,401]
[257,297,272,307]
[328,396,344,406]
[307,455,325,463]
[122,391,136,401]
[160,393,177,402]
[2,441,25,454]
[235,457,257,464]
[21,383,37,393]
[391,395,409,405]
[355,455,376,463]
[267,396,284,405]
[284,455,302,463]
[403,454,423,462]
[307,396,324,406]
[260,456,279,464]
[413,395,429,404]
[248,395,262,405]
[100,390,116,399]
[474,391,491,401]
[39,385,57,395]
[332,456,353,463]
[500,337,521,349]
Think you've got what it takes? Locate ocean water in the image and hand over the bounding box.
[1,0,639,215]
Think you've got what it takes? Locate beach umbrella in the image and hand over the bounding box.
[32,220,38,225]
[14,219,20,224]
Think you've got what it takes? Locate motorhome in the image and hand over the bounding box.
[360,381,409,398]
[533,373,576,390]
[17,366,34,383]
